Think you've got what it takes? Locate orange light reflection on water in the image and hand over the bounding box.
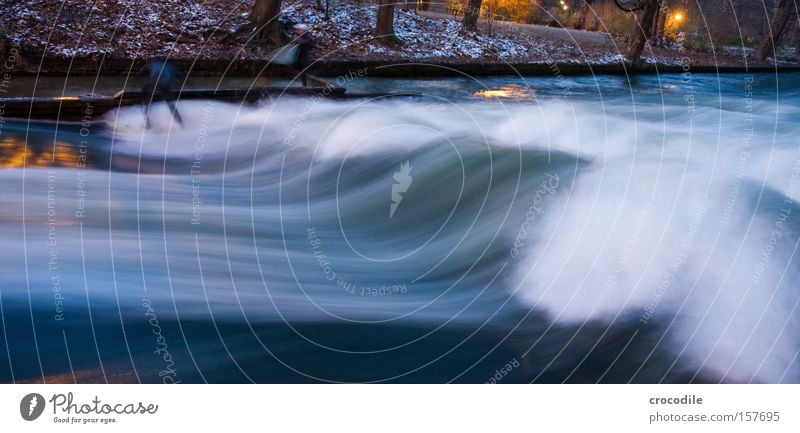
[473,84,534,99]
[0,136,83,168]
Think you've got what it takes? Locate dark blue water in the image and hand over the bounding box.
[1,72,799,383]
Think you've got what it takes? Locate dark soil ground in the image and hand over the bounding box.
[0,0,796,76]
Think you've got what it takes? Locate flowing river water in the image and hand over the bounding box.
[1,72,799,383]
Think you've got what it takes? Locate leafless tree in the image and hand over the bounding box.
[376,0,398,43]
[251,0,283,45]
[626,0,659,65]
[223,0,283,45]
[462,0,483,32]
[756,0,798,60]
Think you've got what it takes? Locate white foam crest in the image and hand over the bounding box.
[510,149,800,382]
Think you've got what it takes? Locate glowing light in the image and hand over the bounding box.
[475,89,509,98]
[562,4,569,10]
[673,12,683,22]
[559,0,565,4]
[53,96,80,101]
[473,85,534,99]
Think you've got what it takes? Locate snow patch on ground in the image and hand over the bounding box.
[282,3,529,61]
[0,0,766,68]
[1,0,243,58]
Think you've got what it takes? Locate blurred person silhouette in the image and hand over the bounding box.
[291,24,315,87]
[142,58,184,129]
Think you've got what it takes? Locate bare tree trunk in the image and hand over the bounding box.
[626,0,659,65]
[655,2,667,42]
[0,33,8,65]
[0,33,30,73]
[462,0,483,32]
[251,0,283,46]
[796,26,800,59]
[756,0,795,60]
[570,0,588,30]
[376,0,397,43]
[648,9,658,38]
[584,1,598,32]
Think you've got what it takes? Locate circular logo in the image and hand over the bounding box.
[19,393,45,421]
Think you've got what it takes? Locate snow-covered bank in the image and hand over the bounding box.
[0,0,788,72]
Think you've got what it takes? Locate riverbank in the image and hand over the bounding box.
[9,56,800,79]
[2,0,798,78]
